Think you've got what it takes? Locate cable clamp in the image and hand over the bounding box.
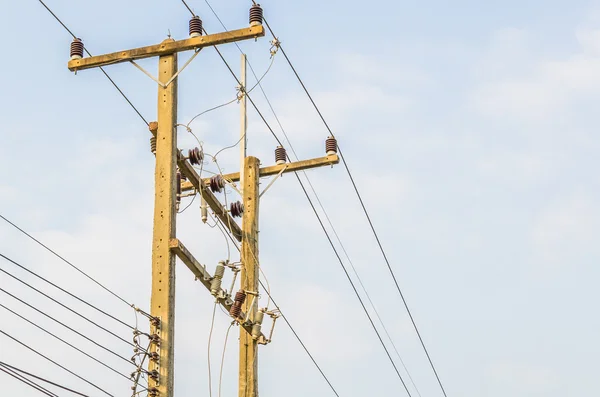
[270,38,281,58]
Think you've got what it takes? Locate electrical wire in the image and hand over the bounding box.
[259,13,448,397]
[207,301,218,397]
[0,249,134,330]
[0,214,137,312]
[218,321,234,397]
[0,361,91,397]
[0,286,135,365]
[0,364,57,397]
[37,0,149,125]
[0,257,136,349]
[0,329,116,397]
[0,302,131,380]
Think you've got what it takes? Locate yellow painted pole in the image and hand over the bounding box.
[239,156,260,397]
[149,39,178,397]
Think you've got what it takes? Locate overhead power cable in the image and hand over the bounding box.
[0,246,134,330]
[256,9,449,397]
[37,0,149,125]
[0,329,115,397]
[0,214,136,311]
[195,2,421,393]
[0,364,57,397]
[0,361,91,397]
[0,302,131,380]
[0,284,135,364]
[0,254,135,349]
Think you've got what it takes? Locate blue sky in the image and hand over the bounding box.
[1,0,600,396]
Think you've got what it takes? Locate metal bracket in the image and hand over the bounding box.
[259,165,287,198]
[130,49,201,88]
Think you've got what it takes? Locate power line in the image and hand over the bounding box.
[0,254,135,349]
[259,12,449,397]
[0,364,57,397]
[0,214,136,310]
[0,301,131,380]
[37,0,149,125]
[0,361,91,397]
[0,245,134,330]
[0,284,135,365]
[203,36,413,394]
[197,2,421,392]
[0,328,116,397]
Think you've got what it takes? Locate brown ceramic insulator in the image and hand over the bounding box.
[275,146,287,164]
[70,38,84,59]
[230,201,244,218]
[189,16,203,37]
[230,303,242,318]
[210,175,225,193]
[176,172,182,204]
[234,290,247,304]
[188,147,203,165]
[325,136,338,154]
[249,4,263,25]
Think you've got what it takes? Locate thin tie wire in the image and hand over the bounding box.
[0,329,116,397]
[218,322,235,397]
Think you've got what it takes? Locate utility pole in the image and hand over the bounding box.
[239,156,259,397]
[67,6,340,397]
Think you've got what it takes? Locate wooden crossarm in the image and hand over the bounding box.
[68,25,265,71]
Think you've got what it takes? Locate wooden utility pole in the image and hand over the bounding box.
[67,10,341,397]
[239,54,248,192]
[239,157,260,397]
[148,42,178,396]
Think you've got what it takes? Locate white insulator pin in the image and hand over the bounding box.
[252,311,265,340]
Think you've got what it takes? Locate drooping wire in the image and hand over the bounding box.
[207,301,218,397]
[0,214,137,312]
[37,0,149,125]
[260,13,448,397]
[0,257,135,349]
[0,302,131,380]
[0,364,57,397]
[218,321,235,397]
[0,361,90,397]
[0,329,116,397]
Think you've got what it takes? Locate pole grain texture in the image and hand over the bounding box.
[149,40,178,397]
[239,156,260,397]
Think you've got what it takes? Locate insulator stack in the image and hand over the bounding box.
[230,201,244,218]
[249,4,263,26]
[211,262,226,295]
[70,38,84,60]
[326,136,338,155]
[150,136,157,155]
[210,175,225,193]
[229,290,247,318]
[275,146,287,165]
[188,147,204,165]
[189,16,203,37]
[252,311,265,340]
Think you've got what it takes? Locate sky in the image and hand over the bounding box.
[1,0,599,396]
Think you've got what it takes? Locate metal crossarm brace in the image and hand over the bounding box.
[169,238,266,343]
